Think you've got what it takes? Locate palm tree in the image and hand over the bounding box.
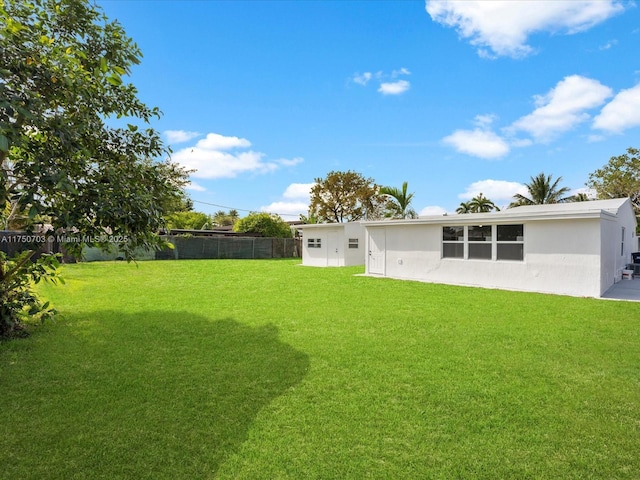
[468,193,500,213]
[456,194,499,214]
[568,192,591,202]
[510,172,571,207]
[456,201,472,214]
[379,181,418,219]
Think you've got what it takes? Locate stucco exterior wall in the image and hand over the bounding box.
[599,205,637,293]
[365,219,605,298]
[300,222,365,267]
[343,222,366,266]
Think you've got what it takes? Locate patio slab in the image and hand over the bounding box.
[601,277,640,302]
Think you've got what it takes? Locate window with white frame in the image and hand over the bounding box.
[442,226,464,258]
[442,224,524,261]
[621,227,625,256]
[307,238,322,249]
[496,224,524,261]
[468,225,492,260]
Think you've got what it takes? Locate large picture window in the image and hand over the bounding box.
[442,226,464,258]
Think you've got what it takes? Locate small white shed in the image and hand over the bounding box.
[297,222,366,267]
[362,198,637,298]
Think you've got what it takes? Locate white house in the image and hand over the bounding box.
[362,198,637,298]
[297,222,366,267]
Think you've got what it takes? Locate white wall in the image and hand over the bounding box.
[300,222,366,267]
[599,204,638,293]
[366,219,605,298]
[343,222,366,266]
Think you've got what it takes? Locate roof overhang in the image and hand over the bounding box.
[363,209,614,227]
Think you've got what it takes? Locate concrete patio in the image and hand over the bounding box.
[601,277,640,302]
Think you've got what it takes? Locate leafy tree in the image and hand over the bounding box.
[211,209,239,227]
[234,212,292,238]
[309,170,384,223]
[164,211,210,230]
[510,173,570,207]
[299,212,319,224]
[380,181,418,219]
[1,0,189,335]
[587,147,640,213]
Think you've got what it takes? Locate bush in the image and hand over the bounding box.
[233,213,293,238]
[0,251,63,338]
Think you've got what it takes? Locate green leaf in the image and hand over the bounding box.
[0,134,8,152]
[106,74,122,86]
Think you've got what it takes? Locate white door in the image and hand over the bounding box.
[327,231,340,267]
[368,228,385,275]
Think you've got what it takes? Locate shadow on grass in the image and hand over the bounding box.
[0,312,309,479]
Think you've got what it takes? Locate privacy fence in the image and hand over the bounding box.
[156,235,301,260]
[1,231,301,261]
[0,231,60,259]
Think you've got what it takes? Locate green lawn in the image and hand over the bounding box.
[1,259,639,479]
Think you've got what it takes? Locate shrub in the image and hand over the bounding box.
[233,213,293,238]
[0,251,63,338]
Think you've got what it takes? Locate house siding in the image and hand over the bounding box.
[367,220,602,297]
[299,222,366,267]
[363,199,637,298]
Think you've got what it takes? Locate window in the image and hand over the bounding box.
[348,238,359,249]
[442,226,464,258]
[307,238,321,249]
[468,225,492,260]
[441,224,524,261]
[496,224,524,261]
[621,227,625,256]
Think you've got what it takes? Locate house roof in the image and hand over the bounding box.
[363,198,635,227]
[294,221,360,230]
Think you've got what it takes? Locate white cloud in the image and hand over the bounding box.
[164,130,201,144]
[592,83,640,133]
[378,80,411,95]
[353,72,373,86]
[509,75,612,141]
[442,128,510,159]
[474,113,497,127]
[391,67,411,77]
[598,39,618,50]
[171,132,302,180]
[352,68,411,95]
[260,201,309,218]
[458,179,527,203]
[276,157,304,167]
[282,183,314,200]
[196,132,251,150]
[259,183,314,218]
[419,205,448,216]
[186,181,206,192]
[426,0,625,58]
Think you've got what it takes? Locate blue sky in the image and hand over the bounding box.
[98,0,640,219]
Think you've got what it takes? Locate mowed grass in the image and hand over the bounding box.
[1,259,639,479]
